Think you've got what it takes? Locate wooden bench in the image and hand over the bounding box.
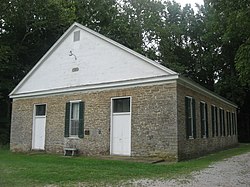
[64,148,78,156]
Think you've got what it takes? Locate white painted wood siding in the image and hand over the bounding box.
[16,26,170,95]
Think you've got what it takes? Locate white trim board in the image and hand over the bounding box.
[10,74,178,99]
[9,22,177,97]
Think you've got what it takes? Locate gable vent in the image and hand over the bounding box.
[73,31,80,42]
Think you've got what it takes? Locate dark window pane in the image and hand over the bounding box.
[36,104,46,116]
[113,98,130,113]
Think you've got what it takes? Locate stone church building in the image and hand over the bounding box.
[9,23,238,161]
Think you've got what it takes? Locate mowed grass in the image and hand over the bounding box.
[1,144,250,187]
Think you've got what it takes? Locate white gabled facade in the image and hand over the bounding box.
[9,22,178,99]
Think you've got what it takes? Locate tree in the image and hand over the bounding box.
[204,0,250,141]
[0,0,76,144]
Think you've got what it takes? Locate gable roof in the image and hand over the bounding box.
[9,22,178,98]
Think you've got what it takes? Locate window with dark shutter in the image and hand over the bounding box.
[219,108,224,136]
[201,102,208,138]
[226,111,230,136]
[64,102,70,137]
[185,96,196,139]
[219,109,226,136]
[229,112,232,136]
[211,105,215,137]
[205,103,208,138]
[222,110,226,136]
[211,105,218,137]
[78,102,85,138]
[64,101,85,138]
[215,107,218,136]
[232,112,237,135]
[193,98,196,139]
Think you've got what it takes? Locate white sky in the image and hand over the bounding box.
[175,0,204,8]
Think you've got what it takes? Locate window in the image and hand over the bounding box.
[64,101,84,138]
[113,98,130,113]
[229,112,232,135]
[73,31,80,42]
[211,105,218,137]
[200,102,208,138]
[226,111,232,136]
[185,96,196,139]
[232,112,237,135]
[35,104,46,116]
[70,102,79,136]
[219,108,225,136]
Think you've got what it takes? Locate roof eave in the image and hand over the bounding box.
[178,76,238,108]
[10,74,179,99]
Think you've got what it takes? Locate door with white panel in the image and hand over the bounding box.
[32,104,46,150]
[111,97,131,156]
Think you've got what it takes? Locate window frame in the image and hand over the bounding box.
[64,100,84,138]
[69,101,80,137]
[219,108,224,136]
[200,101,208,138]
[112,97,131,114]
[35,104,47,117]
[211,105,218,137]
[226,111,231,136]
[185,96,196,139]
[232,112,237,135]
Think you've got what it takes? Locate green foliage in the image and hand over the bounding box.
[0,0,76,144]
[0,144,250,186]
[206,0,250,105]
[0,0,76,93]
[0,0,250,143]
[236,39,250,86]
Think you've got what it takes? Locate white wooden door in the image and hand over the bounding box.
[111,97,131,156]
[32,104,46,150]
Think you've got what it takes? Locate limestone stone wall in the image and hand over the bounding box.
[177,81,238,160]
[10,82,178,159]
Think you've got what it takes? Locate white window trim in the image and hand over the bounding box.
[186,96,194,139]
[69,100,82,137]
[111,96,131,114]
[34,103,47,117]
[201,101,207,138]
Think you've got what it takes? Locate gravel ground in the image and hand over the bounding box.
[131,152,250,187]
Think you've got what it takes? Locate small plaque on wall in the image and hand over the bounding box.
[84,129,90,135]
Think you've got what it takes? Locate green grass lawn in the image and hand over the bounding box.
[1,144,250,187]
